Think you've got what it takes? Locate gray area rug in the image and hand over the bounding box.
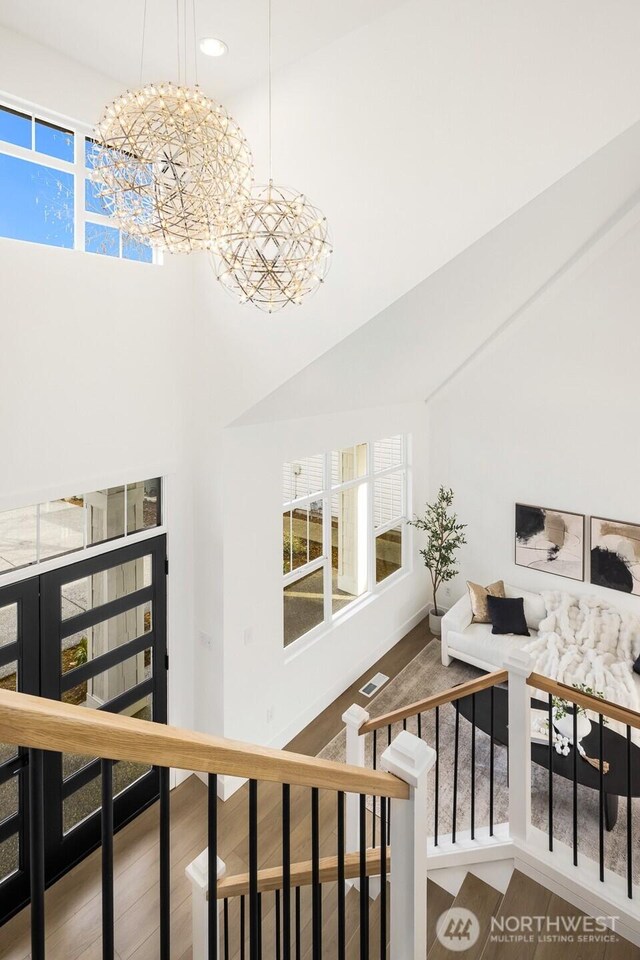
[319,641,638,884]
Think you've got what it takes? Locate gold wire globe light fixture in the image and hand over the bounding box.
[91,2,253,253]
[213,0,332,312]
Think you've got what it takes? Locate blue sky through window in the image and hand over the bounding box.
[0,153,74,248]
[35,119,74,163]
[0,104,154,262]
[0,105,31,149]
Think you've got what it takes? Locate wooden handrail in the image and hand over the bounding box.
[528,672,640,731]
[0,689,409,800]
[215,848,388,899]
[359,670,508,734]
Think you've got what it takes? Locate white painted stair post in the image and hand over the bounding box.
[504,648,533,843]
[342,703,369,858]
[382,730,436,960]
[185,849,226,960]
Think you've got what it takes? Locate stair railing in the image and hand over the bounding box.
[0,687,430,960]
[346,668,508,847]
[343,651,640,942]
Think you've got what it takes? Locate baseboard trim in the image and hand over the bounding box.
[217,602,430,801]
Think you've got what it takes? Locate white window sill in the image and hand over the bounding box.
[283,568,411,664]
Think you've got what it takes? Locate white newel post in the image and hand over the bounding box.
[186,849,226,960]
[504,648,533,844]
[382,730,436,960]
[342,703,370,856]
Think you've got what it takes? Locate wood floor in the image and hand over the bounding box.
[0,620,432,960]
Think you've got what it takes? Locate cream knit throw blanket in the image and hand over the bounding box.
[524,591,640,732]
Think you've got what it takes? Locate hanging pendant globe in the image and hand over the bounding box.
[213,180,332,312]
[91,82,253,253]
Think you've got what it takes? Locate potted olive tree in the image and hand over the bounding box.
[409,487,467,637]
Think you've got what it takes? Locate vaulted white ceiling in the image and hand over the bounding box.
[0,0,407,100]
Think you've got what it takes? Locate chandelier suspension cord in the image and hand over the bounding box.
[183,0,188,86]
[176,0,181,84]
[192,0,199,85]
[139,0,147,85]
[268,0,272,182]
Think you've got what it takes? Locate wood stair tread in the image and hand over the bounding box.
[427,872,502,960]
[427,878,454,954]
[479,869,551,960]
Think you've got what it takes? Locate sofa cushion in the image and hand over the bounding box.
[487,595,530,636]
[467,579,505,623]
[505,584,546,630]
[447,623,537,669]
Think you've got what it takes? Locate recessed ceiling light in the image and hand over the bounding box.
[199,37,228,58]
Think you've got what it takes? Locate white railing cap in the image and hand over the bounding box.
[503,648,533,678]
[342,703,370,728]
[381,731,436,787]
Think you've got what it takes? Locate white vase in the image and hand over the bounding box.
[553,711,591,743]
[429,610,444,637]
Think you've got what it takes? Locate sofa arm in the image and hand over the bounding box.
[442,592,473,635]
[441,593,472,664]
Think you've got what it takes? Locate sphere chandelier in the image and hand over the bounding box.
[213,0,332,312]
[91,3,253,253]
[215,180,331,312]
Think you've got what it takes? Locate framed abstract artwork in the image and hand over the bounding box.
[590,516,640,596]
[515,503,585,581]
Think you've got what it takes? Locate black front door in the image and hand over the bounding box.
[0,577,39,922]
[0,534,167,923]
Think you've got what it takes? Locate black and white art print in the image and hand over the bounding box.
[590,516,640,596]
[515,503,584,581]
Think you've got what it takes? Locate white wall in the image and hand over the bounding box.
[427,217,640,615]
[220,402,430,751]
[0,30,197,732]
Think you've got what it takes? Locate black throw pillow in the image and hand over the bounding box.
[634,656,640,676]
[486,595,530,636]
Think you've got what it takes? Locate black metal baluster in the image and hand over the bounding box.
[452,702,459,843]
[275,889,281,960]
[337,792,346,960]
[402,718,407,731]
[417,712,422,739]
[282,784,291,960]
[489,688,494,838]
[101,759,114,960]
[29,748,45,960]
[240,896,246,960]
[387,724,391,746]
[311,788,321,960]
[627,725,633,899]
[599,714,604,882]
[249,779,259,960]
[572,710,578,866]
[359,794,369,960]
[160,766,170,960]
[547,697,554,852]
[471,693,476,841]
[295,887,301,960]
[223,899,229,960]
[372,730,377,848]
[380,795,387,960]
[209,773,219,960]
[434,706,439,846]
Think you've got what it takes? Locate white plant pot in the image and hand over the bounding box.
[553,711,591,743]
[429,610,444,637]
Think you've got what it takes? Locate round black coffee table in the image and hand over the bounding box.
[456,683,640,830]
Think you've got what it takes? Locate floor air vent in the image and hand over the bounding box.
[358,672,389,698]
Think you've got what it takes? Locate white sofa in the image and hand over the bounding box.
[441,583,547,672]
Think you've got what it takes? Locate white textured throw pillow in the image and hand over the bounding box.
[505,585,546,631]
